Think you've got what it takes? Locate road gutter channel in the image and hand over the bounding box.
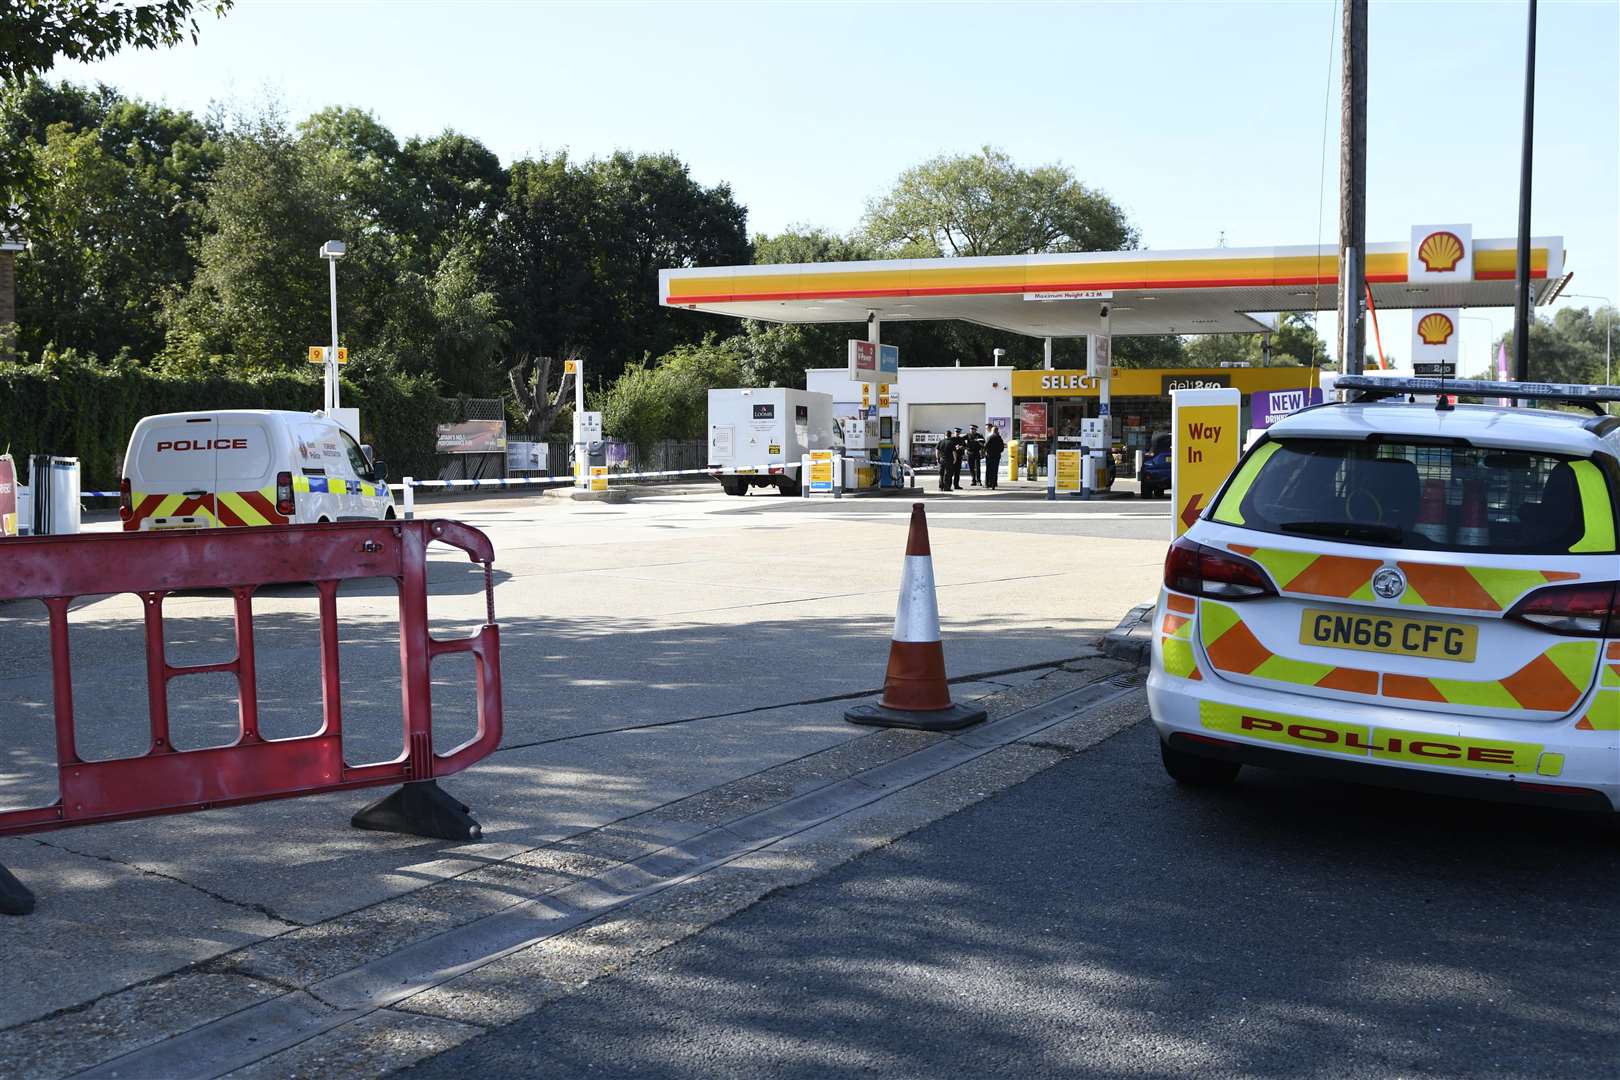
[70,674,1144,1080]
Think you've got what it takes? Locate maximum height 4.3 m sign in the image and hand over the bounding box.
[1170,387,1240,538]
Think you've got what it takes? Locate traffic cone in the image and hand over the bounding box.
[1414,477,1449,545]
[1458,478,1489,547]
[845,503,988,732]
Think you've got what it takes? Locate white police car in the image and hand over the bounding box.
[1149,376,1620,813]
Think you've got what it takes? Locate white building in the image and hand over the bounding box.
[806,366,1014,468]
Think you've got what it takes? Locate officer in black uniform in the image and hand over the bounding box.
[936,430,958,491]
[966,424,985,486]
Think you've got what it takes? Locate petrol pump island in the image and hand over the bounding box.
[662,226,1570,499]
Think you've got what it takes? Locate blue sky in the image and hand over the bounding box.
[65,0,1619,367]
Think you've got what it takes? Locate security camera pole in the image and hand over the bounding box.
[319,240,347,411]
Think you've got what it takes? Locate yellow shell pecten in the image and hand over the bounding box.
[1417,312,1455,346]
[1417,231,1465,273]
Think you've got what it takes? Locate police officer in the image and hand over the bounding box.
[966,424,985,486]
[936,430,958,491]
[983,423,1005,490]
[951,428,967,489]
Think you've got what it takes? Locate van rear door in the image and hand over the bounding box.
[131,415,220,529]
[211,416,278,526]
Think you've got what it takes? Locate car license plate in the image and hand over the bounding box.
[1299,607,1477,662]
[735,468,756,475]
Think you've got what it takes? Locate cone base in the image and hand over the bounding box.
[844,700,988,732]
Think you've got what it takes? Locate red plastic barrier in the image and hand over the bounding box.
[0,519,502,839]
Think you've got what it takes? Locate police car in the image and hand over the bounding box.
[1149,376,1620,813]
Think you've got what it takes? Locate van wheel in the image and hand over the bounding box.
[384,507,396,520]
[1161,740,1241,786]
[720,478,747,496]
[317,517,331,524]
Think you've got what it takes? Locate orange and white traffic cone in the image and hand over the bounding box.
[845,503,988,732]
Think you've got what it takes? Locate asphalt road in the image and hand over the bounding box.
[405,718,1620,1080]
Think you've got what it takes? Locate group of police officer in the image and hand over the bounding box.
[936,423,1006,491]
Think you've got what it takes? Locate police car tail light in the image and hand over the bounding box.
[1507,582,1620,637]
[118,477,133,522]
[1165,538,1276,600]
[275,471,295,516]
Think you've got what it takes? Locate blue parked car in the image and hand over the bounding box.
[1139,432,1172,498]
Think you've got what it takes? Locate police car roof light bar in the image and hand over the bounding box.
[1336,375,1620,413]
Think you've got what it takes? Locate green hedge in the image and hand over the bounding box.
[0,354,451,488]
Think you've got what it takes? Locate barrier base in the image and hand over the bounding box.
[351,780,483,842]
[0,862,35,916]
[844,700,988,732]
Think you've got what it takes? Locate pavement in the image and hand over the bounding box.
[402,706,1620,1080]
[0,480,1171,1077]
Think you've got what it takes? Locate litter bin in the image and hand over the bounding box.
[30,455,82,536]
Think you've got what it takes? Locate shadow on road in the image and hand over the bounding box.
[402,722,1620,1079]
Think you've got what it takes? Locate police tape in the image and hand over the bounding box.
[83,460,914,499]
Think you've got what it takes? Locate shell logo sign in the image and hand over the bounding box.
[1416,312,1456,347]
[1409,223,1472,283]
[1416,231,1466,274]
[1410,307,1461,371]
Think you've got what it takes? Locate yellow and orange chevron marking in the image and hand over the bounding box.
[1227,544,1579,612]
[1575,643,1620,731]
[1199,599,1598,713]
[1161,593,1202,681]
[1199,600,1379,695]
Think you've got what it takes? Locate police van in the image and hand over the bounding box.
[1150,377,1620,814]
[120,410,393,530]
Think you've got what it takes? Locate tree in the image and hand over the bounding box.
[2,1,233,84]
[753,227,877,266]
[507,353,574,441]
[160,108,341,364]
[492,150,749,388]
[0,0,230,239]
[1182,334,1250,367]
[1497,306,1617,385]
[1180,315,1328,370]
[862,146,1138,257]
[595,335,744,452]
[5,80,218,358]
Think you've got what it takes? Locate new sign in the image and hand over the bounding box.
[1251,387,1324,429]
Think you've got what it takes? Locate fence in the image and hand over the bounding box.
[0,519,503,915]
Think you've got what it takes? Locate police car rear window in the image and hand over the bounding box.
[1212,438,1616,554]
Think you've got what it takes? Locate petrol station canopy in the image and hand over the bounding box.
[660,232,1568,339]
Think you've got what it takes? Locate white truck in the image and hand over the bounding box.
[707,388,836,496]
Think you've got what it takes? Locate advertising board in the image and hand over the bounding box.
[436,421,507,454]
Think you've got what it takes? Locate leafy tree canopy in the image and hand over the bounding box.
[1495,305,1617,385]
[862,146,1137,258]
[1,1,233,86]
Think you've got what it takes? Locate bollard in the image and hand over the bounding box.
[801,453,811,498]
[1082,454,1097,501]
[1046,454,1056,501]
[833,454,844,499]
[402,477,415,519]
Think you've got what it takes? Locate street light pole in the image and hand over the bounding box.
[319,240,347,412]
[1511,0,1538,383]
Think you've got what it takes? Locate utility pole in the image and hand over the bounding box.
[1512,0,1538,383]
[1337,0,1367,376]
